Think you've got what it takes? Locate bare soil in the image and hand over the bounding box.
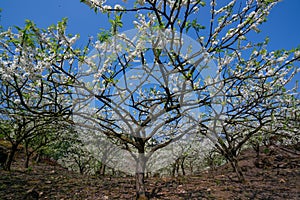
[0,144,299,200]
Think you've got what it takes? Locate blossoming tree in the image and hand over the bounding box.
[0,0,299,199]
[0,19,82,170]
[78,0,299,191]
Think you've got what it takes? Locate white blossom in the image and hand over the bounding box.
[294,51,300,59]
[114,4,123,10]
[14,99,21,104]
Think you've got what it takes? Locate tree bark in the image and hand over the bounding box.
[135,153,147,199]
[24,154,30,168]
[79,164,85,174]
[100,163,106,176]
[172,163,176,177]
[24,145,33,168]
[0,146,8,168]
[189,161,193,174]
[4,144,18,171]
[230,158,245,183]
[181,157,186,176]
[135,172,147,200]
[172,158,180,177]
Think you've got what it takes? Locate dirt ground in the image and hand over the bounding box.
[0,145,299,200]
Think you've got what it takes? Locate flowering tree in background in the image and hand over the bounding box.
[0,19,83,170]
[200,38,300,181]
[250,92,300,151]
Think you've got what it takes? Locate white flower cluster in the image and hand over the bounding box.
[210,0,278,45]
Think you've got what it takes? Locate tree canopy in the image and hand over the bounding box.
[0,0,299,199]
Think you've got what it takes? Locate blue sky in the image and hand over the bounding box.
[1,0,300,50]
[1,0,299,89]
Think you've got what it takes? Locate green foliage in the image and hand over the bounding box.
[41,134,76,160]
[185,19,205,33]
[198,1,206,7]
[109,14,123,33]
[98,29,112,43]
[263,0,278,6]
[0,121,12,139]
[215,179,222,185]
[204,150,226,169]
[263,147,270,154]
[26,166,33,172]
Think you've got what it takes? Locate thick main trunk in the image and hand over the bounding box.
[135,172,147,200]
[135,153,147,200]
[181,157,186,176]
[24,148,33,168]
[24,154,30,168]
[4,145,18,171]
[0,146,8,167]
[24,141,30,168]
[230,158,245,183]
[172,158,180,177]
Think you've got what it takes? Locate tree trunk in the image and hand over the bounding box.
[172,157,180,177]
[230,158,245,183]
[0,145,8,167]
[79,164,85,174]
[135,153,147,200]
[172,163,176,177]
[252,141,260,158]
[181,157,186,176]
[135,172,147,200]
[24,154,30,168]
[24,146,33,168]
[176,163,179,176]
[4,144,18,171]
[189,161,193,174]
[100,163,106,176]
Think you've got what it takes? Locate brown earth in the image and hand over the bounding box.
[0,144,299,200]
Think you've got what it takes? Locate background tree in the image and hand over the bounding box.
[200,40,299,181]
[22,120,72,168]
[0,19,83,170]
